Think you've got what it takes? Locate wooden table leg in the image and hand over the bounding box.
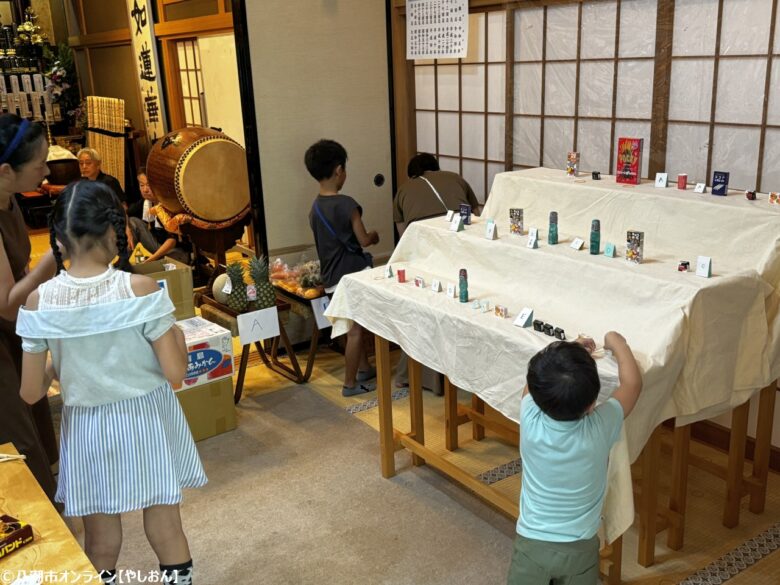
[749,382,776,514]
[638,426,661,567]
[723,401,749,528]
[408,356,425,466]
[668,424,690,550]
[233,344,251,404]
[600,536,622,585]
[472,395,486,441]
[444,376,459,451]
[375,335,395,478]
[302,318,320,382]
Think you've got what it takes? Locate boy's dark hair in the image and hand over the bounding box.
[526,341,600,421]
[0,114,45,170]
[49,179,131,274]
[304,139,347,181]
[407,152,440,178]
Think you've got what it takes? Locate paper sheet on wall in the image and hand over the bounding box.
[406,0,469,60]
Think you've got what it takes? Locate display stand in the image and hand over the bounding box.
[197,295,307,403]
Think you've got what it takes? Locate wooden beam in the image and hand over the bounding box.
[390,8,416,191]
[749,383,776,513]
[444,376,459,451]
[68,29,131,48]
[471,395,486,440]
[667,424,689,551]
[458,403,519,445]
[648,0,674,177]
[154,13,233,37]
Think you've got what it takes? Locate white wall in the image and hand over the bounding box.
[712,392,780,448]
[198,33,245,147]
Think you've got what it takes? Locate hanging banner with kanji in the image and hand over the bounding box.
[126,0,167,142]
[406,0,469,60]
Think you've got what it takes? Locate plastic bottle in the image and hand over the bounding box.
[548,211,558,245]
[590,219,600,255]
[459,268,468,303]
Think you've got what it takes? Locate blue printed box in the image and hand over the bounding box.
[175,317,234,390]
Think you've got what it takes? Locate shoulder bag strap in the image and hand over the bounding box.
[419,176,449,213]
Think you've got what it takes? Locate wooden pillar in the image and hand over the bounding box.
[667,424,690,550]
[749,383,776,513]
[723,400,749,528]
[444,376,459,451]
[638,426,661,567]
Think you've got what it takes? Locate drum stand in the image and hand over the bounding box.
[180,214,251,289]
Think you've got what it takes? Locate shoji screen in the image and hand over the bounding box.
[512,0,656,178]
[666,0,778,191]
[414,12,507,202]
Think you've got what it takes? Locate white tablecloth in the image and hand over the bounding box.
[325,167,780,542]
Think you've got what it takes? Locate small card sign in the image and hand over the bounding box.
[449,215,465,232]
[485,219,498,240]
[604,242,616,257]
[655,172,668,188]
[696,256,712,278]
[527,227,539,249]
[445,210,455,222]
[513,307,534,328]
[311,296,332,329]
[221,276,233,295]
[479,300,491,313]
[384,264,394,278]
[237,306,280,344]
[694,183,706,194]
[431,279,442,292]
[570,237,585,250]
[446,283,457,298]
[414,276,426,288]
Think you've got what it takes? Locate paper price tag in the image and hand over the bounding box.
[431,279,442,292]
[237,307,280,344]
[449,215,464,232]
[694,183,706,194]
[311,296,332,329]
[222,277,233,295]
[696,256,712,278]
[527,227,538,249]
[513,307,534,328]
[604,242,616,257]
[445,210,455,222]
[570,237,585,250]
[654,172,668,188]
[446,283,457,298]
[384,264,393,278]
[246,284,257,301]
[485,219,498,240]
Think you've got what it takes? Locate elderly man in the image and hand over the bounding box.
[77,148,126,204]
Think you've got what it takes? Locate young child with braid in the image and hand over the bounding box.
[16,180,206,585]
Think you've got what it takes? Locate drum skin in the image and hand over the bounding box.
[146,127,250,223]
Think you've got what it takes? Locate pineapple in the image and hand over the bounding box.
[248,256,276,310]
[225,262,248,313]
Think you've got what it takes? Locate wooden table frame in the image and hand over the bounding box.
[375,335,624,584]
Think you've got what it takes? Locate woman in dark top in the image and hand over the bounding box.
[0,114,59,501]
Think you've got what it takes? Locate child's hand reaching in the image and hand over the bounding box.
[604,331,627,352]
[574,335,596,354]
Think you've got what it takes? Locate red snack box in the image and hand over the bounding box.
[677,174,687,190]
[616,137,643,185]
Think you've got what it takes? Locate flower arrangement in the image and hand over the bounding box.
[15,8,48,46]
[43,43,81,128]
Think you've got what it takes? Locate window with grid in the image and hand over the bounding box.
[413,11,507,203]
[512,0,657,178]
[176,38,206,126]
[666,0,779,191]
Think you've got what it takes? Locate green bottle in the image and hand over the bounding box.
[548,211,558,245]
[590,219,600,255]
[459,269,468,303]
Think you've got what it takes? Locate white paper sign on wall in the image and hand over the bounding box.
[237,306,280,344]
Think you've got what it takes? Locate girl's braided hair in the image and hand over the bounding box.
[49,179,132,273]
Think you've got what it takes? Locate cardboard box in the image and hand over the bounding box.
[177,316,234,389]
[175,377,236,442]
[135,257,195,320]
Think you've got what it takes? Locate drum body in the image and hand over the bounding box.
[146,127,250,223]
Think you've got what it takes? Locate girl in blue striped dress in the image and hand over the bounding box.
[16,180,206,585]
